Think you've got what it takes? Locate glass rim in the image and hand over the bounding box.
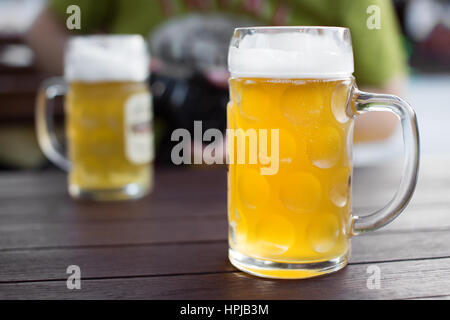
[233,26,350,33]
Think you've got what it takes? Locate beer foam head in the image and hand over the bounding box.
[65,35,149,82]
[228,27,354,78]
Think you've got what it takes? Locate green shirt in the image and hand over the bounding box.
[50,0,406,86]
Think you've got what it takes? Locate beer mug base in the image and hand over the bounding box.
[228,248,349,279]
[69,182,151,201]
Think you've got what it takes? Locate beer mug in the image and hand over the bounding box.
[36,35,154,201]
[227,27,419,278]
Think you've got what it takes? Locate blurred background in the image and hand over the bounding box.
[0,0,449,171]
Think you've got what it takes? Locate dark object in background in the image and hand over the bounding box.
[148,15,253,164]
[150,71,228,164]
[395,0,450,73]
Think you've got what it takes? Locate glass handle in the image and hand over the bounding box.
[35,77,71,171]
[351,88,420,235]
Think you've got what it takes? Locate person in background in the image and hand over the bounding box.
[21,0,406,167]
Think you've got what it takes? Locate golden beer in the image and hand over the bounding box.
[228,78,353,278]
[36,35,153,200]
[227,26,419,279]
[67,81,152,198]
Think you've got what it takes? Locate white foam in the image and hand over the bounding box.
[65,35,149,82]
[228,30,354,78]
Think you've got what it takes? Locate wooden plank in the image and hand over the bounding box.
[0,157,449,207]
[0,217,228,250]
[0,229,449,283]
[0,196,227,222]
[411,295,450,300]
[0,158,448,222]
[1,257,449,299]
[1,158,449,220]
[0,183,448,232]
[0,202,449,251]
[0,168,226,201]
[0,242,233,283]
[1,181,444,215]
[0,187,447,224]
[351,229,450,263]
[0,191,448,251]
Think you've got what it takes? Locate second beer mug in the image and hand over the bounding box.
[36,35,154,201]
[227,27,420,279]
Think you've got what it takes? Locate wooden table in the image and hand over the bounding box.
[0,155,449,300]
